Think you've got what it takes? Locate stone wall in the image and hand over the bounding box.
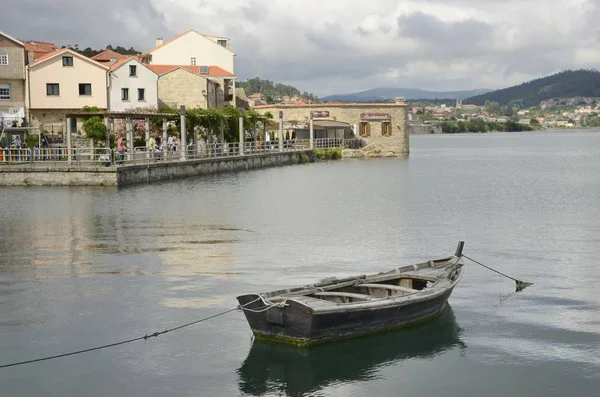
[0,166,117,186]
[410,123,443,134]
[254,102,409,156]
[158,68,208,109]
[0,44,25,80]
[117,152,302,186]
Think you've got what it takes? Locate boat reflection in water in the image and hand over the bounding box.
[237,305,465,396]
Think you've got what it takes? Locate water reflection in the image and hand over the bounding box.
[237,305,465,396]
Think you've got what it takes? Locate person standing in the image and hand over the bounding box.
[117,134,126,164]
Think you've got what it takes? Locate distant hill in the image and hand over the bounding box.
[322,88,490,102]
[238,77,318,103]
[465,70,600,107]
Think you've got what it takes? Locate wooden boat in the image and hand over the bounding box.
[237,241,465,346]
[237,305,464,395]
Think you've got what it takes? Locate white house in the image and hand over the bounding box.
[141,30,235,74]
[108,57,158,111]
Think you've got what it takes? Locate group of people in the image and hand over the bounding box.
[116,134,181,164]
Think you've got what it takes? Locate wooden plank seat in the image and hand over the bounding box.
[356,283,419,294]
[313,292,375,301]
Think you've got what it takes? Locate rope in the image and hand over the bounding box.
[462,254,533,291]
[0,304,246,370]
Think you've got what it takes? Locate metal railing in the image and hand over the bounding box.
[1,138,361,167]
[1,147,113,167]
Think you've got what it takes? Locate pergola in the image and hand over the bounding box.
[64,111,181,154]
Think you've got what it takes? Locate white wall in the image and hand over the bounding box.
[109,59,158,111]
[150,31,234,74]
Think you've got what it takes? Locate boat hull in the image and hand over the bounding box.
[237,287,455,346]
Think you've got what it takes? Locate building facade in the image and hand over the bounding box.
[141,30,236,108]
[108,57,158,112]
[27,48,108,129]
[254,100,410,156]
[142,30,235,73]
[154,67,218,109]
[0,32,26,126]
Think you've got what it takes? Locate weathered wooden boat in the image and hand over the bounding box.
[237,241,465,346]
[237,305,464,395]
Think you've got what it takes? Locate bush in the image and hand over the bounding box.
[299,152,309,164]
[82,116,107,146]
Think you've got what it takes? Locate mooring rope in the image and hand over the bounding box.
[462,254,533,292]
[0,302,256,370]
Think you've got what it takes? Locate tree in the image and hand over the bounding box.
[83,116,107,146]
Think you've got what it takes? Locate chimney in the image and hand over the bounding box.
[156,37,163,47]
[27,51,34,65]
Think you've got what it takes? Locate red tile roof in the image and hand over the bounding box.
[91,49,128,62]
[145,64,234,77]
[22,40,58,61]
[32,47,69,63]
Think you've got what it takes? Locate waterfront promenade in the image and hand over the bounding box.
[0,138,356,186]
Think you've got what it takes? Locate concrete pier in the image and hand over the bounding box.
[0,151,306,187]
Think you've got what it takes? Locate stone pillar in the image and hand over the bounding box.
[126,117,133,161]
[162,118,168,149]
[180,105,187,160]
[278,111,284,152]
[66,117,72,164]
[309,116,314,150]
[239,108,244,156]
[193,126,199,157]
[145,117,151,159]
[104,117,110,148]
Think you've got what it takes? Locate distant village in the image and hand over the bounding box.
[408,97,600,132]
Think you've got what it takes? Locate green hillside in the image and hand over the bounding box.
[465,70,600,107]
[237,77,318,103]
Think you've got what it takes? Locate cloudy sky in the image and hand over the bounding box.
[4,0,600,96]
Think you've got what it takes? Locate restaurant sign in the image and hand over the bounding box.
[311,111,330,118]
[360,112,391,121]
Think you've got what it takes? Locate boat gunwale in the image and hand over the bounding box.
[237,256,463,314]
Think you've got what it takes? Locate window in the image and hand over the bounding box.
[217,39,227,47]
[78,83,92,96]
[381,122,392,136]
[129,65,137,77]
[359,122,371,137]
[199,65,209,74]
[190,57,196,65]
[62,56,73,66]
[137,88,145,101]
[0,84,10,100]
[121,88,129,101]
[46,83,60,96]
[0,53,8,65]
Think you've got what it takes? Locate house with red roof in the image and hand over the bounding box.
[108,57,158,111]
[27,48,109,129]
[141,30,237,108]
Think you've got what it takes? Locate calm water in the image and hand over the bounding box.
[1,131,600,396]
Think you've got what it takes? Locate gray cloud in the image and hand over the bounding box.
[3,0,600,96]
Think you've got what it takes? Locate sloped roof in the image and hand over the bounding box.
[91,49,129,62]
[22,40,58,61]
[108,56,154,73]
[146,64,234,77]
[0,31,24,47]
[145,29,235,55]
[29,48,109,70]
